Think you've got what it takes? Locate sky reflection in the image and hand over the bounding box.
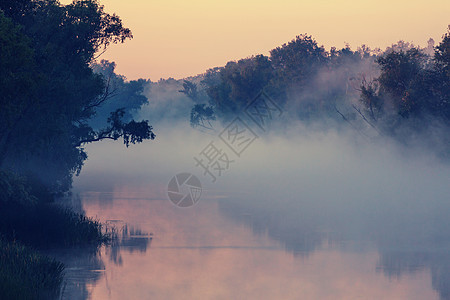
[55,188,440,300]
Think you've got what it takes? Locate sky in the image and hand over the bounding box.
[66,0,450,80]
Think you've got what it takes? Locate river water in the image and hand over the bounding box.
[51,127,450,300]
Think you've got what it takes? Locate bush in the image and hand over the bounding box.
[0,238,64,300]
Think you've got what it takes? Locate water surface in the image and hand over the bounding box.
[54,128,450,299]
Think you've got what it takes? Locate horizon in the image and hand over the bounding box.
[67,0,450,81]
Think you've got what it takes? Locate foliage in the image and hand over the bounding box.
[269,34,328,95]
[0,2,151,298]
[198,30,449,147]
[0,238,64,300]
[201,35,371,121]
[433,26,450,120]
[0,0,154,194]
[0,201,108,248]
[203,54,273,118]
[190,104,216,129]
[179,79,199,100]
[90,60,150,129]
[0,169,108,247]
[359,79,383,122]
[358,31,450,129]
[0,170,37,206]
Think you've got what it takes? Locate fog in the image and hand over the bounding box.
[2,1,448,298]
[71,107,450,296]
[75,118,449,241]
[73,46,450,295]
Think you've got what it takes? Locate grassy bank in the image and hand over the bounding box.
[0,170,109,299]
[0,204,109,248]
[0,238,64,300]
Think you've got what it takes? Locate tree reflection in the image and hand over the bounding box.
[218,197,450,299]
[48,222,152,299]
[105,222,152,266]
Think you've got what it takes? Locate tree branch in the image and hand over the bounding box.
[351,104,381,134]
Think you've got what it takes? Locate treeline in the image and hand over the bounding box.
[183,31,449,148]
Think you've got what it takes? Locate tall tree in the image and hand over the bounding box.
[0,0,154,193]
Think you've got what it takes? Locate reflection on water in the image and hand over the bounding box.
[104,221,152,266]
[218,195,450,300]
[47,219,152,299]
[48,246,104,299]
[50,133,450,299]
[47,184,450,300]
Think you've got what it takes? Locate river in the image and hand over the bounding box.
[50,126,450,300]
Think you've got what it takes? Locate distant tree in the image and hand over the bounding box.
[433,27,450,121]
[377,49,424,100]
[435,27,450,75]
[359,79,384,122]
[329,46,366,67]
[179,80,198,100]
[178,80,216,129]
[190,104,215,130]
[90,60,150,129]
[269,34,328,97]
[353,27,450,139]
[204,54,273,118]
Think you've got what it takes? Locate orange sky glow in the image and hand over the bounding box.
[65,0,450,81]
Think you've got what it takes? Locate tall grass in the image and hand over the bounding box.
[0,203,109,248]
[0,170,109,248]
[0,170,109,299]
[0,238,64,300]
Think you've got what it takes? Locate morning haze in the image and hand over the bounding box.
[1,0,449,299]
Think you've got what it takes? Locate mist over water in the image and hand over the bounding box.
[71,116,450,297]
[77,118,449,207]
[2,1,449,298]
[74,43,450,299]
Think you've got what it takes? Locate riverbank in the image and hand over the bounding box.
[0,170,109,299]
[0,238,64,300]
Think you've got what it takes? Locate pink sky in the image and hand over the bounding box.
[67,0,450,82]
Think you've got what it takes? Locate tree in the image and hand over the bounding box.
[190,104,215,130]
[353,27,450,140]
[359,79,383,122]
[377,49,424,96]
[179,80,198,100]
[433,26,450,121]
[0,0,154,194]
[204,54,273,118]
[269,34,328,97]
[0,11,37,162]
[74,109,155,147]
[90,60,150,129]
